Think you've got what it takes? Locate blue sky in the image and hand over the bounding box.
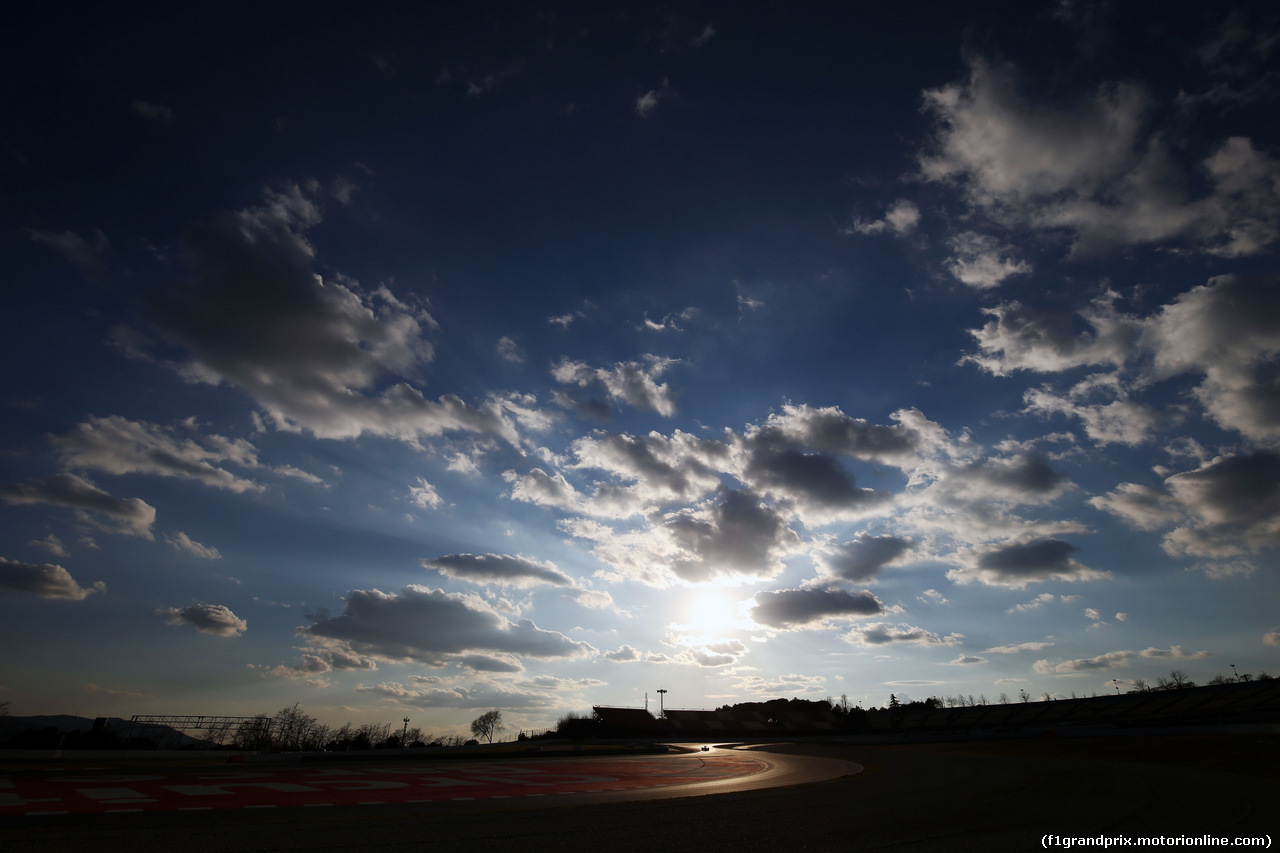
[3,1,1279,736]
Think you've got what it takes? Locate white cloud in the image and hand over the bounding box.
[949,654,987,665]
[565,430,727,517]
[52,416,262,493]
[408,477,443,510]
[964,292,1138,377]
[921,57,1147,208]
[842,622,963,647]
[159,603,247,636]
[552,355,680,416]
[165,531,221,559]
[636,81,672,118]
[985,640,1055,653]
[732,672,828,696]
[1024,386,1161,447]
[845,199,921,237]
[1034,651,1133,674]
[496,336,525,363]
[132,100,176,124]
[357,678,564,711]
[1008,592,1057,613]
[504,467,585,514]
[919,57,1280,257]
[1089,482,1184,531]
[750,404,944,465]
[0,557,104,600]
[944,231,1031,289]
[28,534,68,557]
[1139,645,1211,660]
[25,226,108,270]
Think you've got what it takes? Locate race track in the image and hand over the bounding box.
[0,745,850,815]
[2,738,1276,853]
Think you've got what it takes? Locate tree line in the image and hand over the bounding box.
[229,704,478,752]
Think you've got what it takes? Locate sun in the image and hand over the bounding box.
[685,589,739,636]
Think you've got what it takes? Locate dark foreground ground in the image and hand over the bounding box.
[3,734,1276,853]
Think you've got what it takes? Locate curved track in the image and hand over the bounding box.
[0,744,852,816]
[4,739,1276,853]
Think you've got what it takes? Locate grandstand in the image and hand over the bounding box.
[871,678,1280,736]
[593,704,841,738]
[592,680,1278,741]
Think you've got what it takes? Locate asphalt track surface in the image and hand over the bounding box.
[2,740,1276,852]
[0,746,796,815]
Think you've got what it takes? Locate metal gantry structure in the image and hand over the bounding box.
[123,714,266,749]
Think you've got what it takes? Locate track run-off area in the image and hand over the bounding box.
[0,744,856,816]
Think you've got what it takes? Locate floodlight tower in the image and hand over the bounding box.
[656,688,667,718]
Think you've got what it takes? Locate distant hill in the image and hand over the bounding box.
[0,714,203,749]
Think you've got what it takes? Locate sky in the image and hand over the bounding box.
[3,1,1279,737]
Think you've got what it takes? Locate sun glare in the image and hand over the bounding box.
[686,589,739,636]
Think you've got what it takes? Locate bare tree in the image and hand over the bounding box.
[357,721,392,748]
[470,709,505,744]
[1156,670,1194,690]
[233,714,273,750]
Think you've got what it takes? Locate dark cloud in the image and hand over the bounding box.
[1163,450,1280,558]
[421,553,574,588]
[158,603,247,637]
[149,185,512,443]
[662,488,801,583]
[751,404,933,463]
[941,452,1071,506]
[298,585,595,666]
[980,538,1077,574]
[960,538,1105,588]
[741,444,886,519]
[751,586,885,628]
[453,654,524,673]
[0,473,156,538]
[24,226,107,270]
[1095,450,1280,567]
[815,534,913,582]
[1144,274,1280,443]
[0,557,104,600]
